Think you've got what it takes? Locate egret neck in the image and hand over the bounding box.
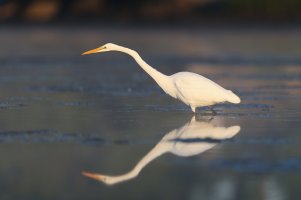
[115,46,176,98]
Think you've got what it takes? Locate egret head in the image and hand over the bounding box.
[82,171,122,185]
[81,43,119,55]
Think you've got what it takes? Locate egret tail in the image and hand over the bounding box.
[225,90,240,104]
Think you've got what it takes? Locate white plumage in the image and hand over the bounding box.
[82,43,241,112]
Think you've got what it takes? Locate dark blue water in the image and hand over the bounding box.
[0,26,300,200]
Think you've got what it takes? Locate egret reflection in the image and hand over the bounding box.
[83,117,240,185]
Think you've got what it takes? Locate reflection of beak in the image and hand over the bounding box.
[82,171,106,181]
[81,46,105,55]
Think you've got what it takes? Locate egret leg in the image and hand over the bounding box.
[195,113,214,121]
[209,106,217,115]
[190,106,196,113]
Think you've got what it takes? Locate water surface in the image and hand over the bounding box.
[0,26,300,200]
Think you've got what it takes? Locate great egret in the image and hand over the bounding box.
[82,116,240,185]
[82,43,241,112]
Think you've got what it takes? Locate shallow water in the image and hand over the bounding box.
[0,26,301,199]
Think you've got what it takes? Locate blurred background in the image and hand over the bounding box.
[1,1,301,200]
[0,0,301,23]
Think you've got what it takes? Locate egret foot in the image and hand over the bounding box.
[208,106,217,115]
[195,113,215,121]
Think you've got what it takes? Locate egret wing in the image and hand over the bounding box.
[173,72,227,104]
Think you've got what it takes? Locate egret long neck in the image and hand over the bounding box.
[117,47,175,97]
[102,142,169,185]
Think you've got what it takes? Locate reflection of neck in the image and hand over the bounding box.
[105,143,170,185]
[84,117,241,185]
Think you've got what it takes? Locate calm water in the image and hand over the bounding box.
[0,26,301,200]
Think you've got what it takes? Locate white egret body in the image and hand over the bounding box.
[82,43,241,112]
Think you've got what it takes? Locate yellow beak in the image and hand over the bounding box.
[82,171,105,181]
[81,46,105,55]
